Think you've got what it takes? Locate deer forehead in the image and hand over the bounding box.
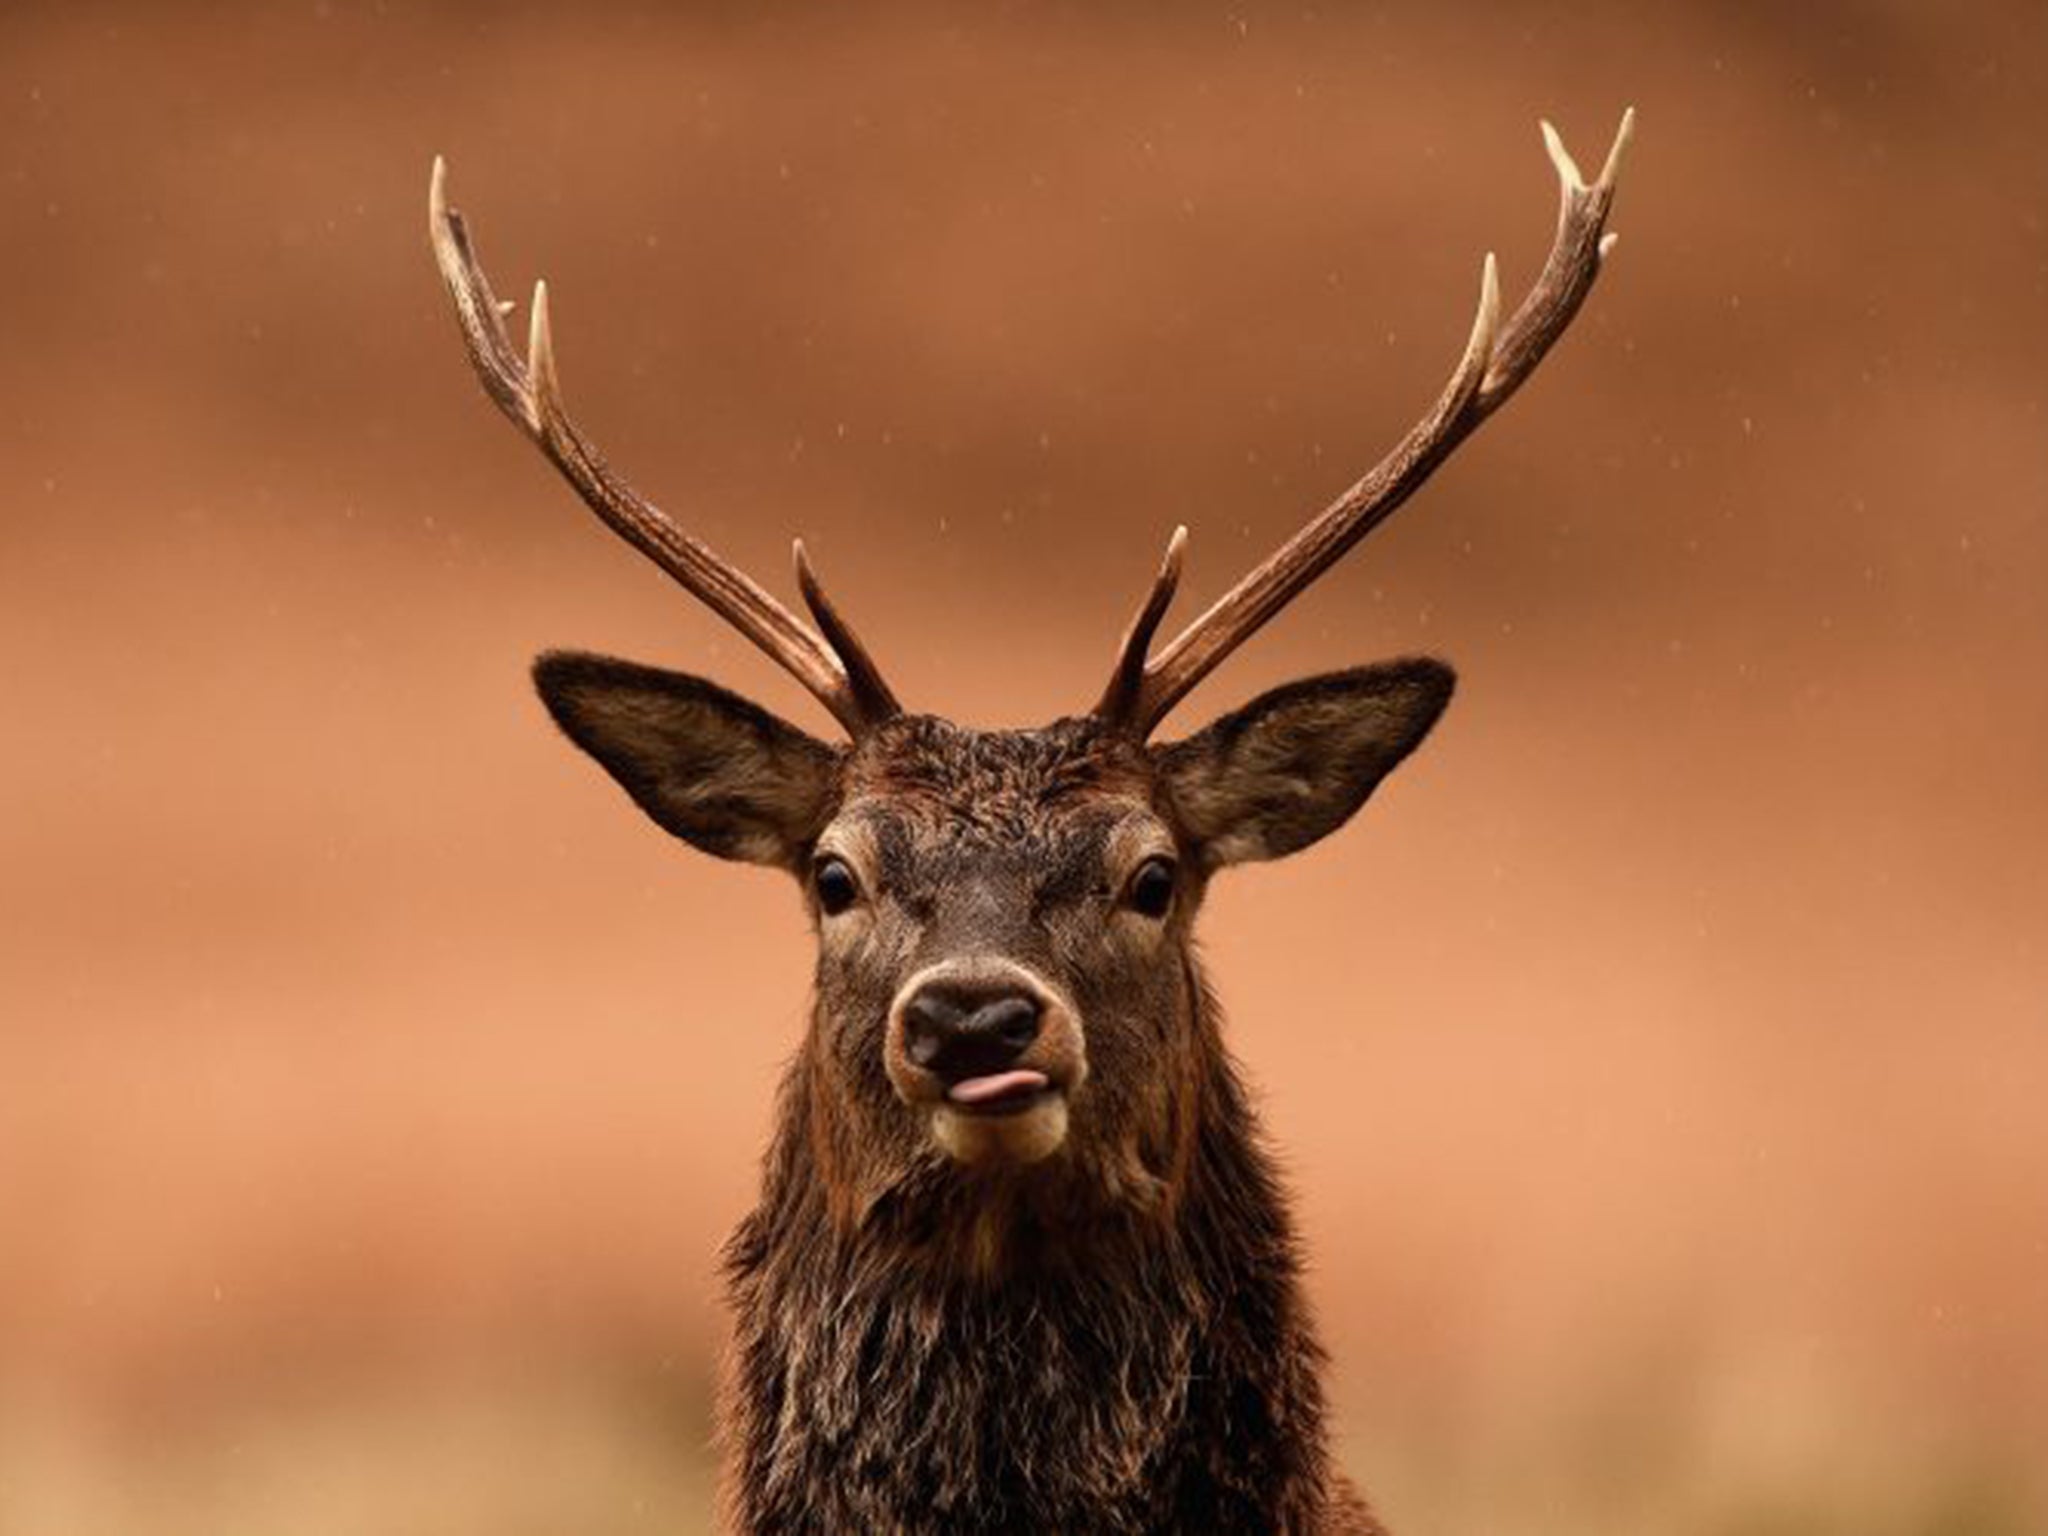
[830,716,1167,882]
[842,717,1153,823]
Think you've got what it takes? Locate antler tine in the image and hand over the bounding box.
[428,157,898,739]
[1103,109,1633,738]
[1094,525,1188,725]
[793,538,903,723]
[1482,106,1634,410]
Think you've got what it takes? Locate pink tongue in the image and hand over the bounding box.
[947,1069,1050,1107]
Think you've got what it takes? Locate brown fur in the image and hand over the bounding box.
[447,116,1629,1527]
[534,654,1453,1533]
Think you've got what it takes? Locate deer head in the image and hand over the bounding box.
[428,112,1631,1207]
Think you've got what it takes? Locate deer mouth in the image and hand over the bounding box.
[946,1068,1053,1117]
[883,960,1085,1164]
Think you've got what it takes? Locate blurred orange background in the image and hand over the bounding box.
[3,5,2043,1533]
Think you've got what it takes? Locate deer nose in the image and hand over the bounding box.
[901,983,1043,1085]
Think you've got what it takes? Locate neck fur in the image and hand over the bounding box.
[717,1000,1346,1534]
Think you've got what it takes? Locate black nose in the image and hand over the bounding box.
[902,982,1043,1084]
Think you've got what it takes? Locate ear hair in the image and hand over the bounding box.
[1156,658,1455,868]
[533,650,841,870]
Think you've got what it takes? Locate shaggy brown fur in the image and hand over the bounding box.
[443,113,1631,1530]
[535,655,1453,1534]
[722,990,1387,1534]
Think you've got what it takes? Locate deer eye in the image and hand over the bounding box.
[813,857,860,916]
[1125,856,1176,919]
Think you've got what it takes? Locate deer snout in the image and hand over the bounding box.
[903,984,1042,1087]
[886,961,1085,1166]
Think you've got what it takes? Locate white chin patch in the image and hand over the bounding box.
[932,1094,1069,1166]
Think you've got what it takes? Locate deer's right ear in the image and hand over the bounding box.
[533,651,841,870]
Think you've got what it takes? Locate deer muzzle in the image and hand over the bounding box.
[885,958,1087,1165]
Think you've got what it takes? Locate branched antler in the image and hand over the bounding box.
[1097,108,1635,737]
[428,158,899,736]
[434,110,1631,743]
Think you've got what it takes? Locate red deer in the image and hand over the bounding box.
[429,108,1632,1535]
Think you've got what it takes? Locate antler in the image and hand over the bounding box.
[1096,108,1635,736]
[428,157,900,737]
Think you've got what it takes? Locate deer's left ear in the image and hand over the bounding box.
[1156,659,1455,868]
